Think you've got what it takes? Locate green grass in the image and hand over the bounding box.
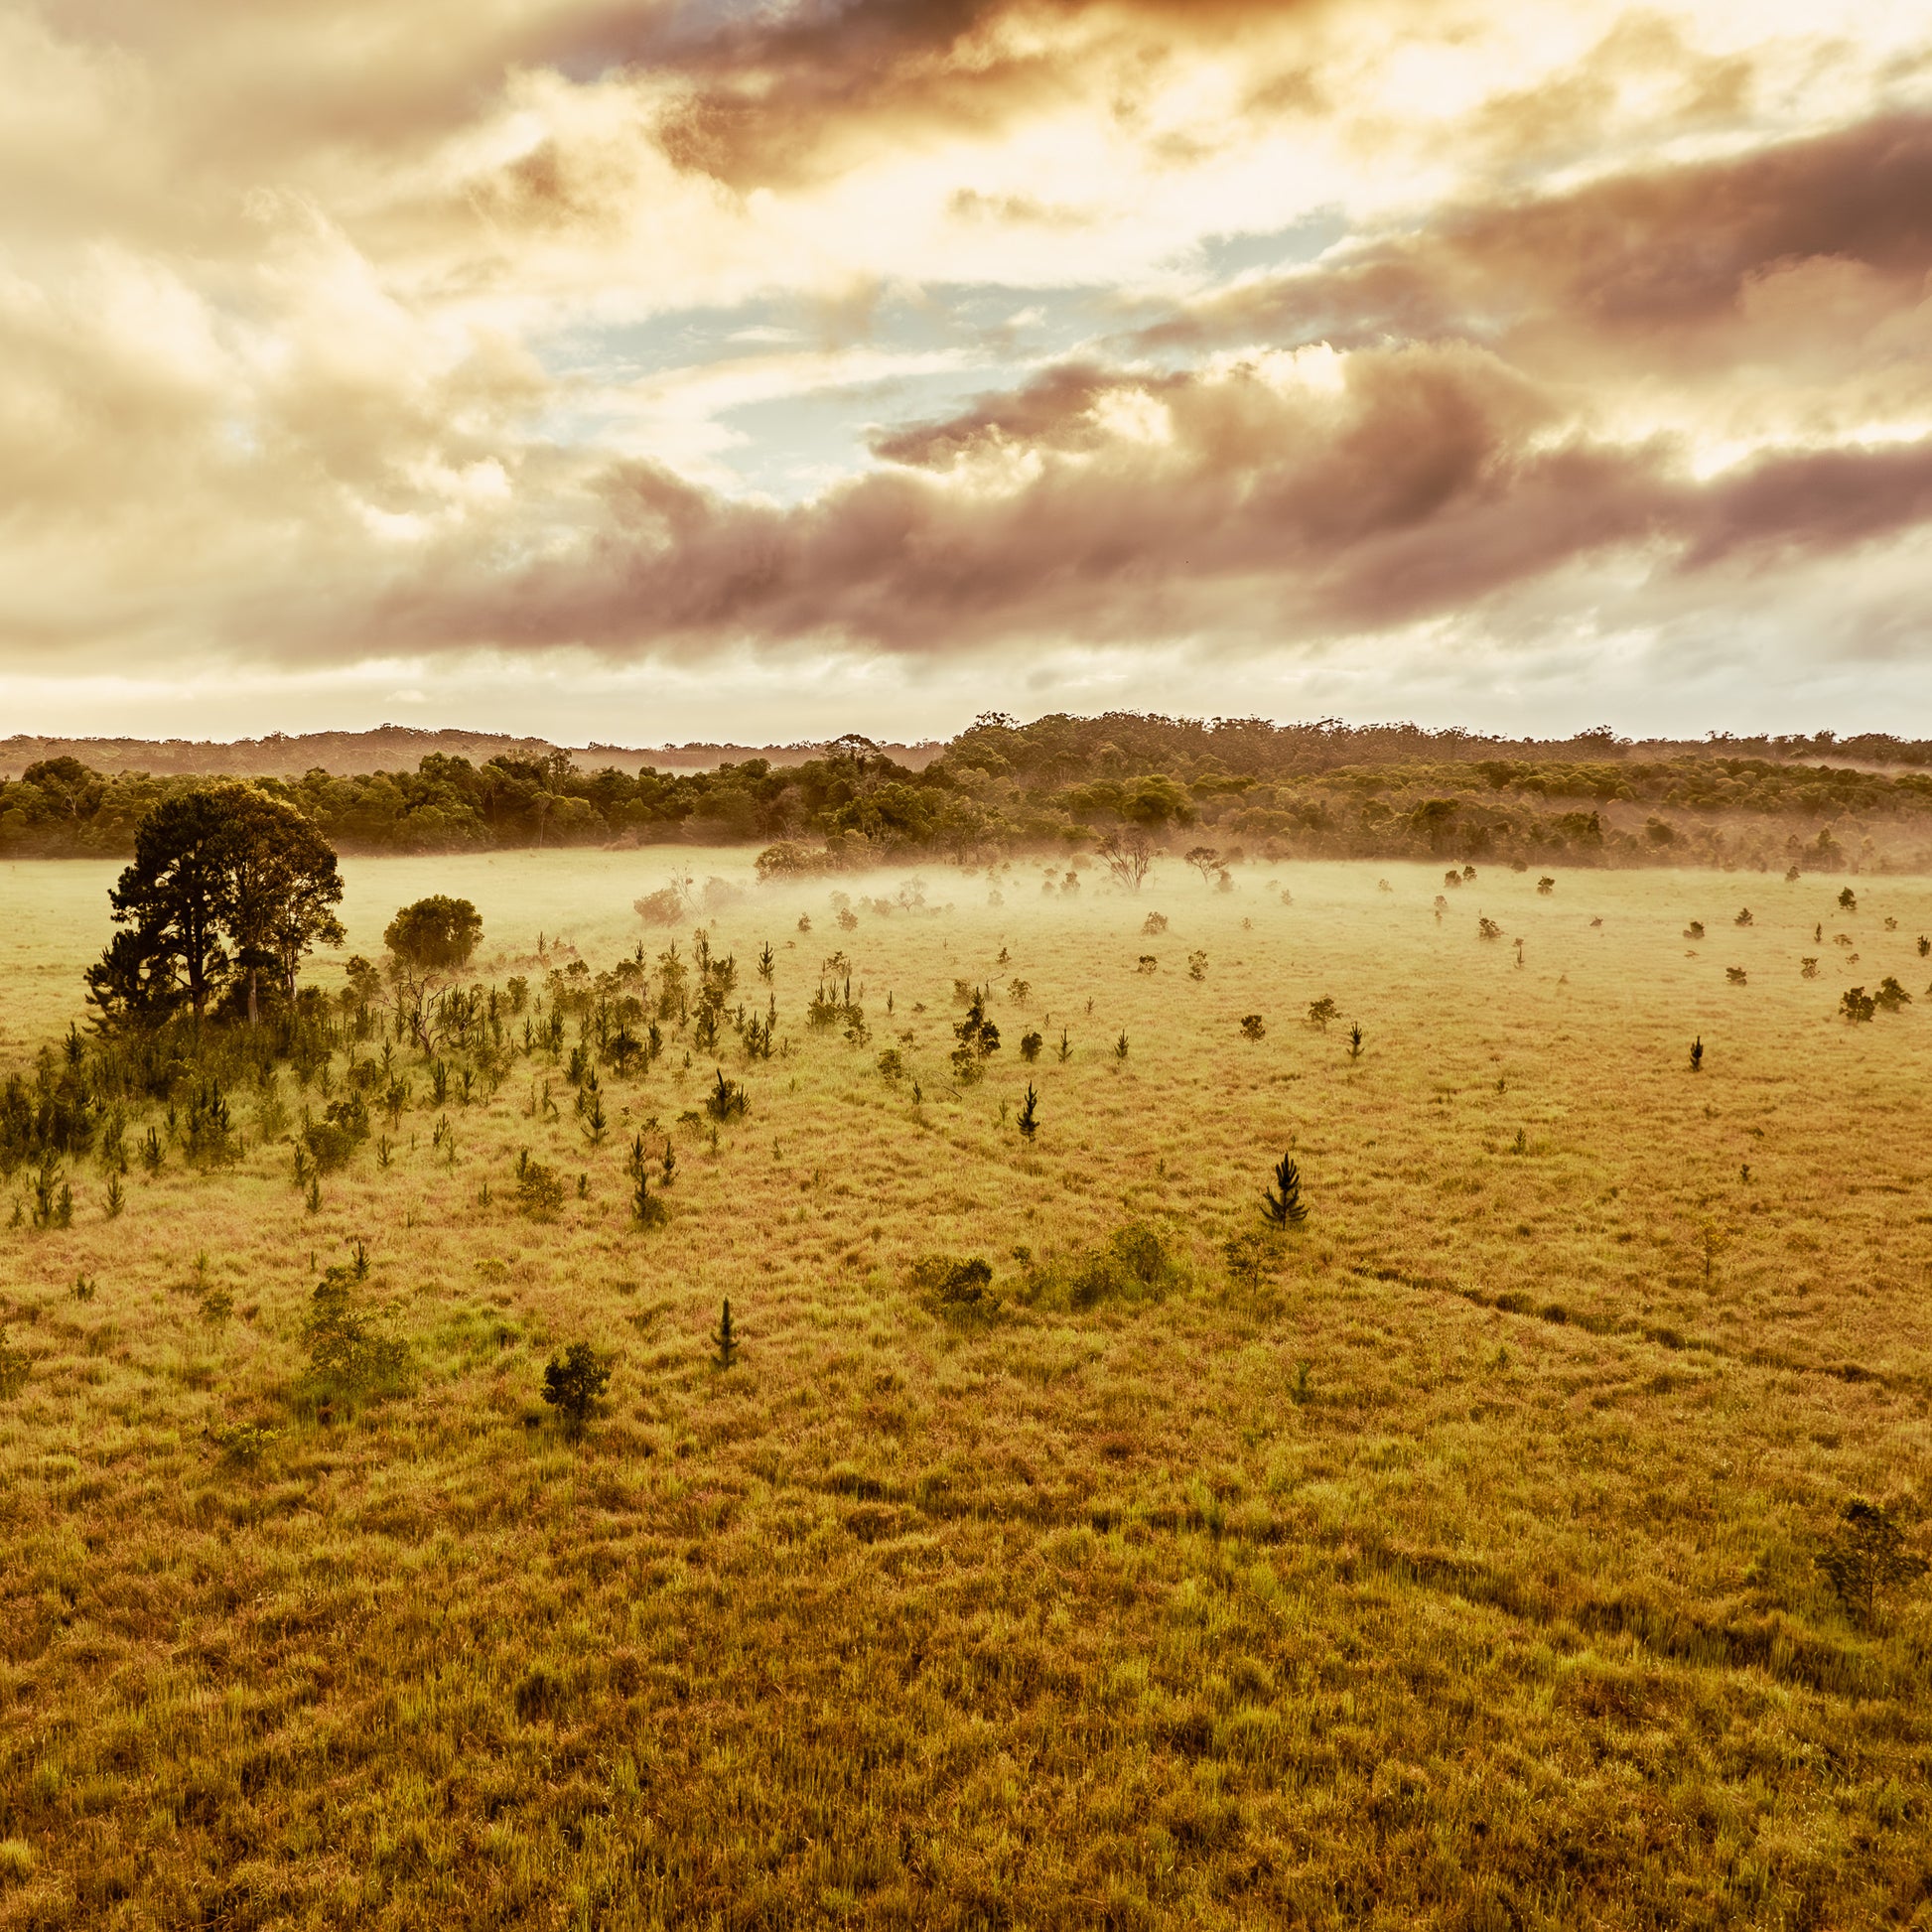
[2,851,1931,1927]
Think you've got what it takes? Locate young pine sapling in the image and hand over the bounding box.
[1262,1153,1308,1228]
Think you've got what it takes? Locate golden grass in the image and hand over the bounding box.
[3,851,1931,1927]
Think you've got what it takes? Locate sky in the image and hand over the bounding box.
[3,0,1931,747]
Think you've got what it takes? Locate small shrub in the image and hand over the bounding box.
[1478,917,1503,940]
[877,1047,904,1081]
[712,1298,742,1369]
[634,887,687,926]
[1690,1035,1703,1071]
[1223,1230,1283,1288]
[303,1263,409,1401]
[1347,1022,1364,1060]
[705,1068,750,1123]
[1537,876,1555,896]
[1142,912,1169,935]
[1019,1031,1042,1062]
[1800,956,1820,979]
[1734,907,1753,927]
[1841,986,1877,1024]
[1838,887,1858,911]
[1725,966,1747,985]
[909,1255,996,1316]
[542,1342,614,1433]
[631,1169,668,1228]
[516,1159,567,1219]
[1027,1223,1182,1311]
[207,1419,280,1467]
[1187,951,1207,982]
[1017,1083,1039,1140]
[1818,1499,1926,1627]
[1875,976,1913,1012]
[1137,955,1158,975]
[1114,1031,1129,1062]
[1240,1015,1266,1040]
[1684,920,1706,940]
[1307,996,1339,1031]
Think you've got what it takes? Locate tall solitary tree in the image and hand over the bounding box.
[88,788,236,1026]
[86,784,345,1030]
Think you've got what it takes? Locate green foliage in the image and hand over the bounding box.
[712,1298,742,1369]
[302,1257,409,1401]
[1223,1229,1285,1289]
[1025,1222,1182,1311]
[1262,1152,1309,1228]
[541,1342,614,1432]
[514,1154,567,1219]
[908,1254,996,1318]
[207,1419,280,1466]
[951,993,1002,1083]
[630,1167,668,1228]
[705,1068,750,1122]
[1818,1500,1927,1627]
[383,896,483,974]
[86,783,344,1030]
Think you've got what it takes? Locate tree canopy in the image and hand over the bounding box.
[383,897,483,975]
[85,783,344,1030]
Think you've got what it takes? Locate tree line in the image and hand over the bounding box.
[6,716,1932,870]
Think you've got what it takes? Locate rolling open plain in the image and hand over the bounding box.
[2,850,1930,1928]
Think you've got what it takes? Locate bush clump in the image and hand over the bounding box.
[1023,1222,1183,1312]
[303,1255,410,1402]
[909,1254,998,1318]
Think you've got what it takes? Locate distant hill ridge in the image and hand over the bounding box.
[0,726,944,780]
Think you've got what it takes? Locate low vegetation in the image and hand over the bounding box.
[0,805,1930,1927]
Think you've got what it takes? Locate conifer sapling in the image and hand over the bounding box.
[712,1298,741,1369]
[1262,1153,1309,1228]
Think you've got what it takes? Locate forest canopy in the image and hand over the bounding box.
[6,717,1932,873]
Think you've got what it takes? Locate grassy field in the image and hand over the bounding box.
[3,849,1931,1928]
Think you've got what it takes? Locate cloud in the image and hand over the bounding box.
[1147,109,1932,368]
[331,343,1932,662]
[6,0,1932,741]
